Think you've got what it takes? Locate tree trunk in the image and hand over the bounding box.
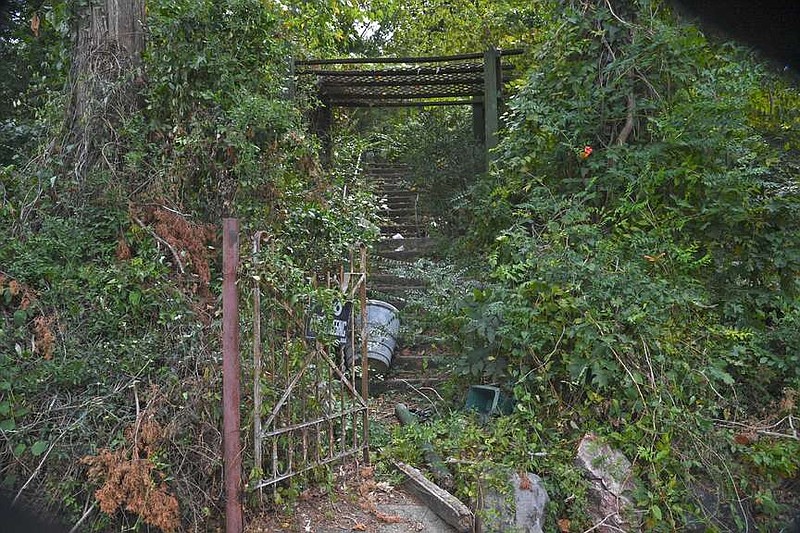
[65,0,145,184]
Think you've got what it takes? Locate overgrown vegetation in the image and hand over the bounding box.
[0,0,798,530]
[378,0,800,530]
[0,0,379,530]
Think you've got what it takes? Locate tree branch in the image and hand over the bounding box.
[616,92,635,145]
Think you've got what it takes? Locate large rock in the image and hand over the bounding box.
[475,471,549,533]
[575,433,641,532]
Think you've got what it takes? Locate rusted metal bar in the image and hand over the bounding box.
[359,244,369,464]
[222,218,243,533]
[251,231,270,492]
[260,355,316,430]
[252,448,366,490]
[262,407,365,438]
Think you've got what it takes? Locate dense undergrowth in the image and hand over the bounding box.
[0,0,379,530]
[378,1,800,530]
[0,0,798,531]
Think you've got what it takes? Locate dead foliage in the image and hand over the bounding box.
[82,400,180,532]
[32,315,55,360]
[134,206,217,298]
[0,273,37,311]
[1,273,57,359]
[357,465,403,524]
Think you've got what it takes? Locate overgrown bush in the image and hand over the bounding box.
[395,0,800,529]
[0,0,381,530]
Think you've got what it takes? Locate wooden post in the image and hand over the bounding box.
[286,56,296,100]
[483,47,500,165]
[472,103,485,144]
[222,218,243,533]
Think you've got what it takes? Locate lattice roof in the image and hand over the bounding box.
[296,51,521,108]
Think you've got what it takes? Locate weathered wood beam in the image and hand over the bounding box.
[395,461,474,533]
[297,49,522,66]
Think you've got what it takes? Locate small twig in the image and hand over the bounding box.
[132,381,141,455]
[132,215,185,274]
[68,502,96,533]
[12,440,57,506]
[640,335,656,389]
[712,417,800,440]
[604,0,632,26]
[583,513,627,533]
[155,204,192,218]
[518,326,565,384]
[607,343,648,413]
[416,386,444,402]
[695,370,726,401]
[398,379,440,416]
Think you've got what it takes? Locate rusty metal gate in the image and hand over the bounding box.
[250,233,369,491]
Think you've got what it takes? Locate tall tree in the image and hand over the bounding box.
[65,0,144,183]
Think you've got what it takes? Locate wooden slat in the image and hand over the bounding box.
[296,49,523,65]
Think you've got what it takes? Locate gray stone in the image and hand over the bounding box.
[575,432,641,532]
[475,471,549,533]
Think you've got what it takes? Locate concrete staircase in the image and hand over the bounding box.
[365,162,451,393]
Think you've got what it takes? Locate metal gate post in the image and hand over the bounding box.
[222,218,243,533]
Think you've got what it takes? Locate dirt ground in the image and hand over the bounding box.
[245,391,443,533]
[245,463,427,533]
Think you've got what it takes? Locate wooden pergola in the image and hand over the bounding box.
[293,49,522,163]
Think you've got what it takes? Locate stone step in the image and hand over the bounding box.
[381,230,421,238]
[391,355,452,371]
[364,164,410,171]
[381,224,421,235]
[376,249,427,261]
[383,207,419,216]
[376,237,434,252]
[381,188,419,199]
[378,184,418,192]
[370,273,426,287]
[369,376,449,396]
[382,211,421,222]
[383,194,418,203]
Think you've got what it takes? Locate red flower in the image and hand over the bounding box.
[579,145,593,159]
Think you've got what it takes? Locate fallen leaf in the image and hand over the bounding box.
[376,481,394,493]
[558,517,571,532]
[375,510,403,523]
[518,472,532,491]
[30,13,40,37]
[351,523,367,531]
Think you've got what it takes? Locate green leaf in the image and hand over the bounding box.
[30,440,49,456]
[13,442,26,456]
[13,309,27,327]
[651,504,663,521]
[0,401,9,416]
[0,419,16,431]
[128,290,142,306]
